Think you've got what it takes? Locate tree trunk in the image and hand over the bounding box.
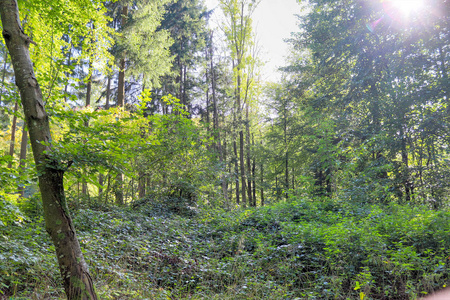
[82,56,92,197]
[115,173,124,205]
[260,138,264,206]
[252,133,256,206]
[260,160,264,206]
[224,134,229,204]
[0,47,8,105]
[117,61,125,106]
[292,167,295,191]
[239,130,246,207]
[115,5,127,204]
[285,152,289,200]
[234,139,240,205]
[7,100,18,168]
[0,1,98,299]
[105,76,111,109]
[18,123,27,197]
[400,126,412,202]
[183,64,188,111]
[246,104,253,206]
[63,46,72,102]
[117,5,128,107]
[138,173,145,199]
[98,173,103,199]
[205,57,210,131]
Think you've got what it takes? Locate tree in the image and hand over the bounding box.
[281,0,450,204]
[0,0,103,298]
[155,0,210,113]
[220,0,259,207]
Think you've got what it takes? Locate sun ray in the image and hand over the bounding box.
[389,0,424,15]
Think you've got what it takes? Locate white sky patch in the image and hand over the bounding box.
[204,0,301,83]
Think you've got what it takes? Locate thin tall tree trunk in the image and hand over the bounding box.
[115,5,127,205]
[292,167,295,191]
[146,175,151,194]
[260,139,264,206]
[7,100,18,168]
[285,152,289,200]
[284,108,289,200]
[98,174,103,199]
[105,174,111,205]
[138,84,146,199]
[183,64,187,111]
[0,48,8,105]
[252,133,256,206]
[400,126,411,202]
[276,176,279,201]
[0,1,98,298]
[117,5,128,107]
[115,173,124,205]
[177,45,183,105]
[236,62,246,207]
[246,104,252,206]
[117,63,125,106]
[234,139,240,205]
[105,76,111,109]
[63,47,72,102]
[239,130,246,207]
[138,173,145,199]
[205,60,210,131]
[18,123,27,197]
[224,132,229,203]
[82,55,92,197]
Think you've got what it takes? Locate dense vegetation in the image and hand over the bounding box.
[0,0,449,299]
[2,198,449,299]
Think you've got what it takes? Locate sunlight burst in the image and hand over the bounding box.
[389,0,424,15]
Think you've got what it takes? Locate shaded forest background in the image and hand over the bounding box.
[0,0,449,299]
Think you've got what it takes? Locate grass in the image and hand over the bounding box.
[1,197,449,299]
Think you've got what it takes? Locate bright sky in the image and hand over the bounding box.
[204,0,302,83]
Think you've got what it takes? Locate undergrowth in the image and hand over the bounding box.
[1,198,449,299]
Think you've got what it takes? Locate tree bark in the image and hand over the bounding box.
[0,47,8,105]
[18,123,27,197]
[105,76,111,109]
[246,104,252,206]
[239,130,246,207]
[82,56,92,197]
[234,139,240,205]
[115,5,127,205]
[0,1,98,298]
[98,173,104,198]
[252,133,256,206]
[117,58,125,106]
[7,100,18,168]
[260,137,264,206]
[117,5,128,107]
[63,46,72,102]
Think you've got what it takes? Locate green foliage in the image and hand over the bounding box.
[114,0,173,89]
[0,193,24,228]
[2,198,449,299]
[275,0,450,205]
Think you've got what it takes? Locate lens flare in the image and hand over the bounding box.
[390,0,424,15]
[382,0,425,21]
[366,15,385,32]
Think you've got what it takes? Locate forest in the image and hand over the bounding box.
[0,0,449,299]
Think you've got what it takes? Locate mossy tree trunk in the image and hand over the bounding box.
[0,1,97,299]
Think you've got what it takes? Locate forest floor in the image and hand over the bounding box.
[1,197,449,299]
